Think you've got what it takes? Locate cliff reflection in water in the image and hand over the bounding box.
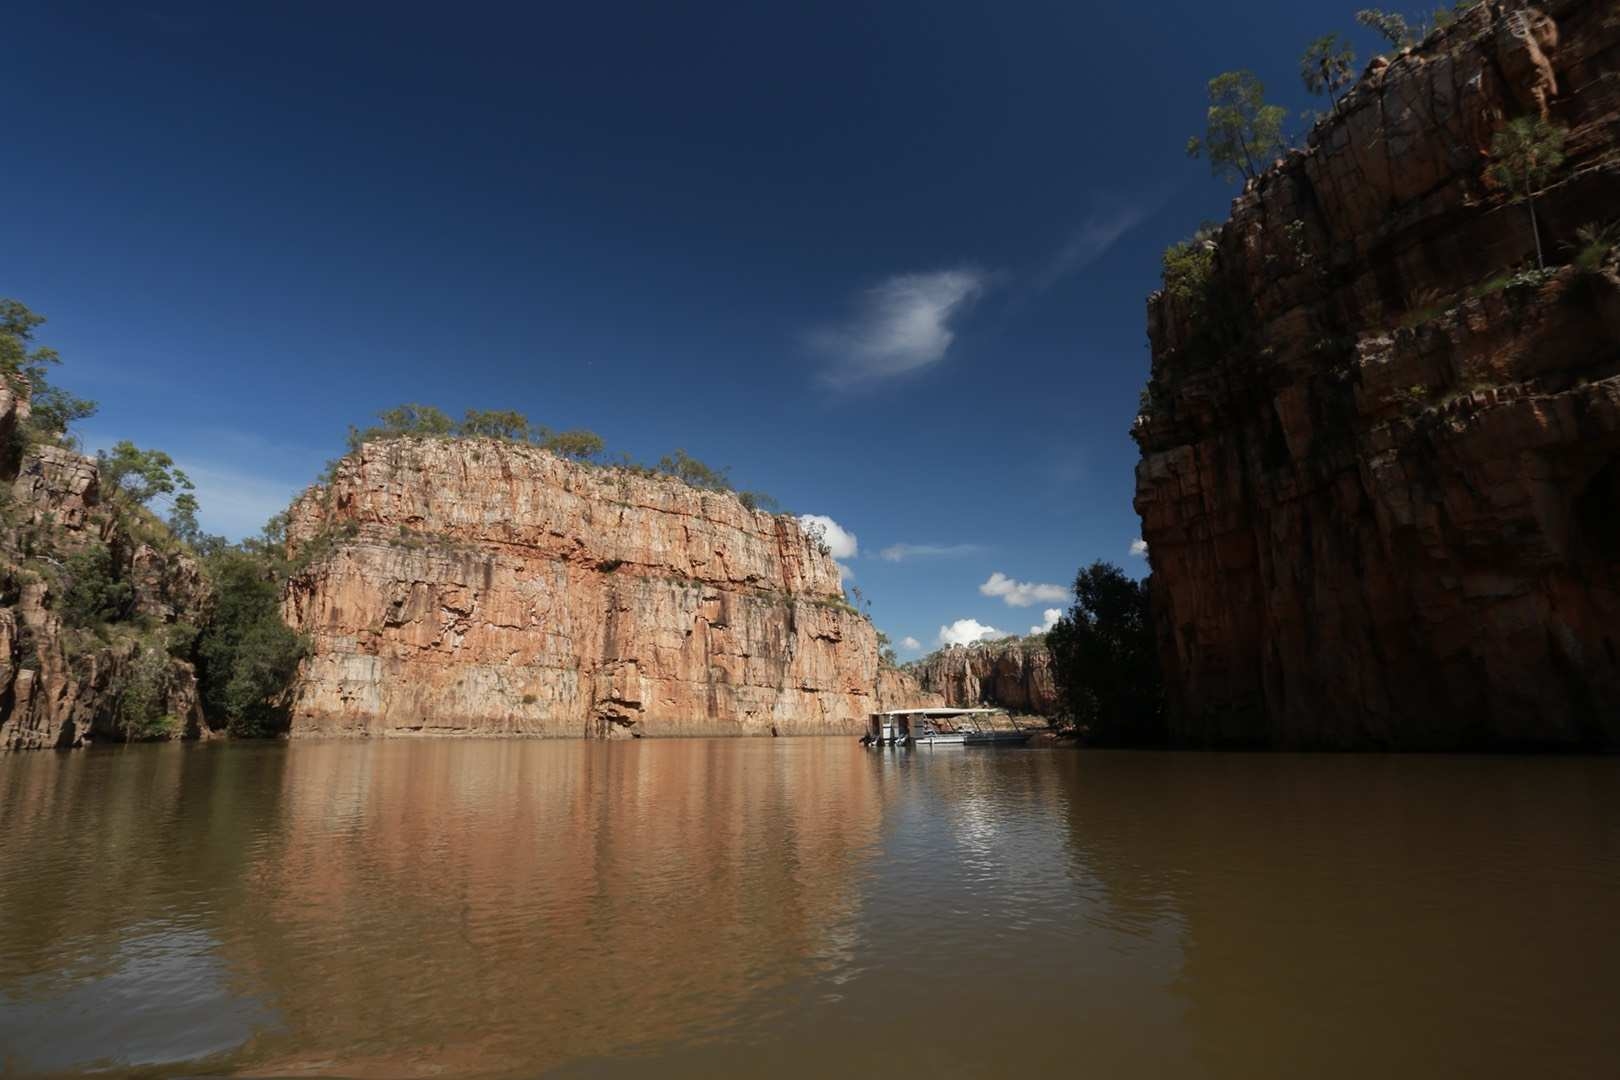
[230,738,885,1074]
[4,742,1620,1078]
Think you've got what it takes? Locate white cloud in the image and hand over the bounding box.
[979,571,1068,608]
[798,514,858,559]
[800,513,859,582]
[878,542,982,562]
[1029,608,1061,635]
[812,268,986,385]
[1129,538,1149,558]
[1034,192,1171,291]
[899,635,922,652]
[937,618,1009,648]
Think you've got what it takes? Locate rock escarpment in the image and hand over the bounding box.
[284,438,911,737]
[1134,0,1620,748]
[0,385,210,750]
[911,640,1058,714]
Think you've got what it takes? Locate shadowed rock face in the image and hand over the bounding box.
[1134,0,1620,748]
[911,640,1058,715]
[0,384,210,751]
[284,438,917,737]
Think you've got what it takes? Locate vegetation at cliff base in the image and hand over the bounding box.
[193,520,307,737]
[1045,561,1163,745]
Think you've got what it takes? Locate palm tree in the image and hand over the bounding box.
[1487,116,1568,270]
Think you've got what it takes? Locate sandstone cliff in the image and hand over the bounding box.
[0,384,211,750]
[284,437,913,737]
[1134,0,1620,747]
[910,639,1058,714]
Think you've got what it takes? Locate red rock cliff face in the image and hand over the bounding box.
[1134,1,1620,748]
[284,438,909,738]
[911,640,1058,714]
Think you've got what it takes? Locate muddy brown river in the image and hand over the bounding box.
[2,739,1617,1077]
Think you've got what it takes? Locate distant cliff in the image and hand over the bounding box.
[910,639,1058,715]
[284,437,929,737]
[1134,0,1620,747]
[0,384,210,750]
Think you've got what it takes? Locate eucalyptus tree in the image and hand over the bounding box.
[1487,115,1567,269]
[1301,34,1357,117]
[1186,71,1288,185]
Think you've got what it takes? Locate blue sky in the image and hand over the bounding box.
[4,1,1394,658]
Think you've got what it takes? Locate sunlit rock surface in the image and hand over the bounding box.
[284,437,926,737]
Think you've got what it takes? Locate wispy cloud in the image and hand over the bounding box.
[878,541,983,562]
[1033,192,1170,291]
[179,461,302,541]
[937,618,1009,648]
[1129,538,1149,558]
[979,571,1068,608]
[811,268,986,386]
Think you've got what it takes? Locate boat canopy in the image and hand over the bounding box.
[872,708,1005,717]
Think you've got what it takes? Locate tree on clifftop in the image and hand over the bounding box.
[1045,561,1163,745]
[1488,115,1567,270]
[1186,71,1287,185]
[1301,34,1356,118]
[0,300,97,446]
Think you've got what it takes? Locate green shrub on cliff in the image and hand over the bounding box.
[459,409,532,441]
[1158,226,1247,371]
[59,545,135,627]
[1045,561,1163,745]
[538,428,605,460]
[347,403,774,509]
[1573,222,1620,273]
[656,448,730,491]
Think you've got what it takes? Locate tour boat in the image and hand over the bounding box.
[863,708,1032,748]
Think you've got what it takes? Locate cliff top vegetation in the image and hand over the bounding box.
[335,402,783,514]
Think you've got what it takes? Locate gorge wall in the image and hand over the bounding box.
[1134,0,1620,748]
[0,384,210,750]
[910,640,1058,714]
[284,438,920,738]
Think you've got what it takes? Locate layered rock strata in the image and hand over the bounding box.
[284,438,909,737]
[1134,0,1620,747]
[911,640,1058,714]
[0,385,210,750]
